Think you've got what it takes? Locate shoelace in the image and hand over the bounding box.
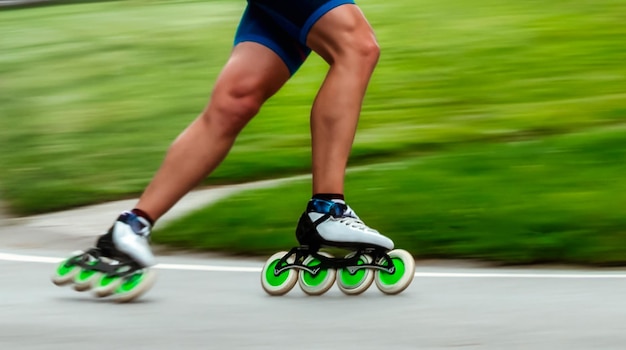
[337,216,378,233]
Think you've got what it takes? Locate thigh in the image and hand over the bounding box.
[212,41,291,106]
[235,4,311,75]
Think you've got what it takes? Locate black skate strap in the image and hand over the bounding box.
[308,199,346,218]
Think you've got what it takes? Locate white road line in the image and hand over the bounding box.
[413,272,626,279]
[156,263,261,273]
[1,252,625,278]
[0,252,62,264]
[0,252,263,273]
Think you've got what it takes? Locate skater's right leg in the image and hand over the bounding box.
[135,42,291,222]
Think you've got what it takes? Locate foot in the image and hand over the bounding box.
[296,199,394,250]
[96,211,155,267]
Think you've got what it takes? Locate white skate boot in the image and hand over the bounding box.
[296,199,394,250]
[51,211,157,302]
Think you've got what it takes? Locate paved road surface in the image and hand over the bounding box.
[0,183,624,349]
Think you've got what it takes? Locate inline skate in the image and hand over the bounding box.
[51,211,157,302]
[261,199,415,296]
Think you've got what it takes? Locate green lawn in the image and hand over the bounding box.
[155,127,626,265]
[2,0,625,215]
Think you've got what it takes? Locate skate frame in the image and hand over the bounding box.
[273,246,396,278]
[65,248,144,278]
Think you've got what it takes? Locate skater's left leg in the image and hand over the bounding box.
[306,4,380,195]
[295,4,393,249]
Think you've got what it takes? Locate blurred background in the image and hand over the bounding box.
[1,0,625,265]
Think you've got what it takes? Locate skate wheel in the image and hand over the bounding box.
[92,273,124,298]
[114,269,157,303]
[374,249,415,295]
[51,251,84,286]
[73,271,103,292]
[337,253,374,296]
[73,264,104,292]
[298,252,336,296]
[261,251,297,296]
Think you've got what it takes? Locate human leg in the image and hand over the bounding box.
[252,2,414,296]
[135,43,291,222]
[306,4,380,195]
[133,0,317,222]
[245,0,375,194]
[289,4,392,249]
[113,42,291,272]
[103,2,307,265]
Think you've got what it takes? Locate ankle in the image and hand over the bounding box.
[312,193,344,202]
[131,208,155,227]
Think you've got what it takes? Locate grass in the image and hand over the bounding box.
[155,126,626,265]
[2,0,625,215]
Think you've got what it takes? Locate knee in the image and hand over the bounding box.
[331,27,380,70]
[307,6,381,69]
[352,35,380,68]
[330,34,379,75]
[202,83,263,137]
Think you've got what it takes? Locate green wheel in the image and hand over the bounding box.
[337,253,374,295]
[73,260,102,292]
[374,249,415,295]
[298,252,336,296]
[114,269,157,303]
[261,251,297,296]
[51,251,84,286]
[92,273,124,298]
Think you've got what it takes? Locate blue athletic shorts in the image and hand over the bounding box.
[234,0,356,75]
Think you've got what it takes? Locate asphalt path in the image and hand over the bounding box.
[1,183,625,349]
